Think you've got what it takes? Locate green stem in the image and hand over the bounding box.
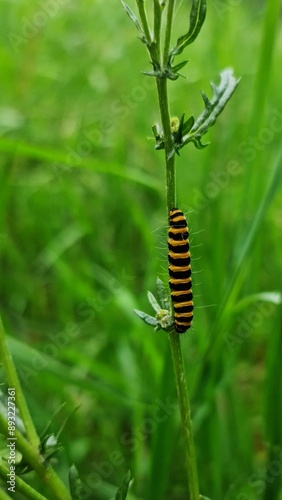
[169,334,200,499]
[153,0,162,61]
[155,46,200,500]
[156,76,176,209]
[0,314,39,449]
[134,1,200,497]
[0,462,47,500]
[163,0,175,64]
[0,413,71,500]
[135,0,152,45]
[0,315,71,500]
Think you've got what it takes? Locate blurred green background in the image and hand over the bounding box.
[1,0,282,499]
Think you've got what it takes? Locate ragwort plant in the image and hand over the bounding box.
[122,1,239,499]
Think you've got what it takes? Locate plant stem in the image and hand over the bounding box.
[0,462,47,500]
[153,0,162,61]
[136,0,152,44]
[169,333,200,499]
[0,315,71,500]
[163,0,175,64]
[155,43,200,500]
[156,76,176,209]
[133,1,200,496]
[0,413,71,500]
[0,314,39,449]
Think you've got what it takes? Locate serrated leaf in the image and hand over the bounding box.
[115,470,132,500]
[181,69,240,149]
[121,2,144,35]
[69,464,83,500]
[147,291,161,312]
[170,0,207,57]
[134,309,158,326]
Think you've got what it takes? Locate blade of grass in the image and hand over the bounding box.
[0,138,161,191]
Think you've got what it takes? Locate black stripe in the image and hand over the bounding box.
[169,267,191,279]
[168,230,189,241]
[176,324,192,333]
[169,282,192,292]
[168,255,190,266]
[171,291,193,302]
[168,242,189,253]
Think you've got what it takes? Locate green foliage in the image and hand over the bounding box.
[114,470,132,500]
[170,0,207,57]
[0,0,282,499]
[134,278,171,331]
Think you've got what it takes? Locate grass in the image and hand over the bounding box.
[0,0,282,499]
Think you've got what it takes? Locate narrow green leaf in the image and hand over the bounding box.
[233,291,282,314]
[115,470,132,500]
[121,2,144,36]
[147,291,161,312]
[182,115,195,135]
[171,60,189,73]
[134,309,158,326]
[170,0,207,57]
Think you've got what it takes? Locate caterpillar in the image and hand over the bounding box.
[168,208,193,333]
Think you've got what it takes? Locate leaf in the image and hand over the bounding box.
[134,309,158,327]
[121,2,143,36]
[115,470,132,500]
[147,291,161,312]
[233,291,282,314]
[156,277,170,310]
[170,0,207,57]
[181,69,240,149]
[69,464,83,500]
[171,60,189,74]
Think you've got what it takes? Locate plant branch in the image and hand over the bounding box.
[0,462,47,500]
[153,0,162,61]
[135,0,152,45]
[0,413,71,500]
[0,315,71,500]
[163,0,176,64]
[0,314,39,449]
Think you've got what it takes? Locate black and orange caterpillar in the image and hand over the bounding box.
[168,208,193,333]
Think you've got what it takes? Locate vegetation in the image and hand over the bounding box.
[0,1,282,499]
